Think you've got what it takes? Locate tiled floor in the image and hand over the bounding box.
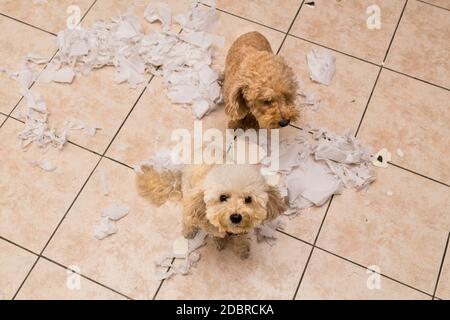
[0,0,449,300]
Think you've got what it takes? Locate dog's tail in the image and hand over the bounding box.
[135,164,182,207]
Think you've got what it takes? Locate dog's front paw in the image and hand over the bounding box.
[233,239,251,260]
[213,237,227,251]
[237,245,250,260]
[182,226,198,239]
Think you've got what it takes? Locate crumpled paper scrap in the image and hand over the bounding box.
[32,160,57,172]
[155,230,208,280]
[144,2,172,31]
[306,48,336,86]
[94,203,130,240]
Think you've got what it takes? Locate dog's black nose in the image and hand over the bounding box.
[279,119,290,127]
[230,213,242,224]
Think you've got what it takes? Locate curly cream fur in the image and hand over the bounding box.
[136,164,287,259]
[224,31,299,129]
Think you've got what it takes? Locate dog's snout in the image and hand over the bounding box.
[279,119,290,127]
[230,213,242,224]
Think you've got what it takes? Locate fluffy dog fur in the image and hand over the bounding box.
[223,31,299,130]
[136,164,286,259]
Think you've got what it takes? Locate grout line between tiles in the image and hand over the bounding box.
[314,245,435,298]
[417,0,450,11]
[383,0,409,62]
[292,196,334,299]
[275,222,436,298]
[0,12,57,36]
[199,2,287,35]
[40,255,133,300]
[0,236,40,257]
[355,0,409,138]
[287,33,381,67]
[152,258,176,300]
[388,162,449,188]
[0,234,131,299]
[382,66,449,91]
[276,0,305,55]
[432,232,450,298]
[354,67,383,137]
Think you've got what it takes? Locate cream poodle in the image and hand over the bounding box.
[223,31,299,130]
[136,164,286,259]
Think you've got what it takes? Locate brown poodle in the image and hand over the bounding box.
[223,31,299,130]
[136,164,287,259]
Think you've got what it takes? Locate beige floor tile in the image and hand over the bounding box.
[282,202,329,245]
[0,0,94,34]
[296,249,429,300]
[15,259,125,300]
[82,0,191,33]
[280,36,380,134]
[290,0,406,64]
[157,233,311,299]
[13,67,148,155]
[106,77,228,167]
[207,0,302,32]
[385,1,450,89]
[436,240,450,299]
[358,69,450,184]
[421,0,450,10]
[0,240,37,300]
[0,114,6,123]
[43,158,185,299]
[0,119,99,252]
[317,166,450,294]
[0,16,56,114]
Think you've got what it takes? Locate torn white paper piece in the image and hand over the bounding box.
[174,2,217,32]
[173,237,189,257]
[307,48,336,86]
[101,203,129,221]
[386,190,393,197]
[99,170,109,196]
[83,125,101,137]
[40,67,75,84]
[396,148,404,158]
[144,2,172,31]
[32,160,57,172]
[372,148,391,168]
[24,54,48,65]
[94,218,118,240]
[155,230,208,280]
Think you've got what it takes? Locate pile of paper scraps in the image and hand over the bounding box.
[155,230,207,280]
[41,1,224,120]
[261,127,376,215]
[1,0,223,156]
[0,59,68,151]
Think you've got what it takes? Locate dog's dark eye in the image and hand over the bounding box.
[220,195,228,202]
[245,196,252,204]
[262,100,272,105]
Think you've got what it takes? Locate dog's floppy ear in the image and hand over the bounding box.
[265,186,287,221]
[183,191,207,222]
[224,73,249,120]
